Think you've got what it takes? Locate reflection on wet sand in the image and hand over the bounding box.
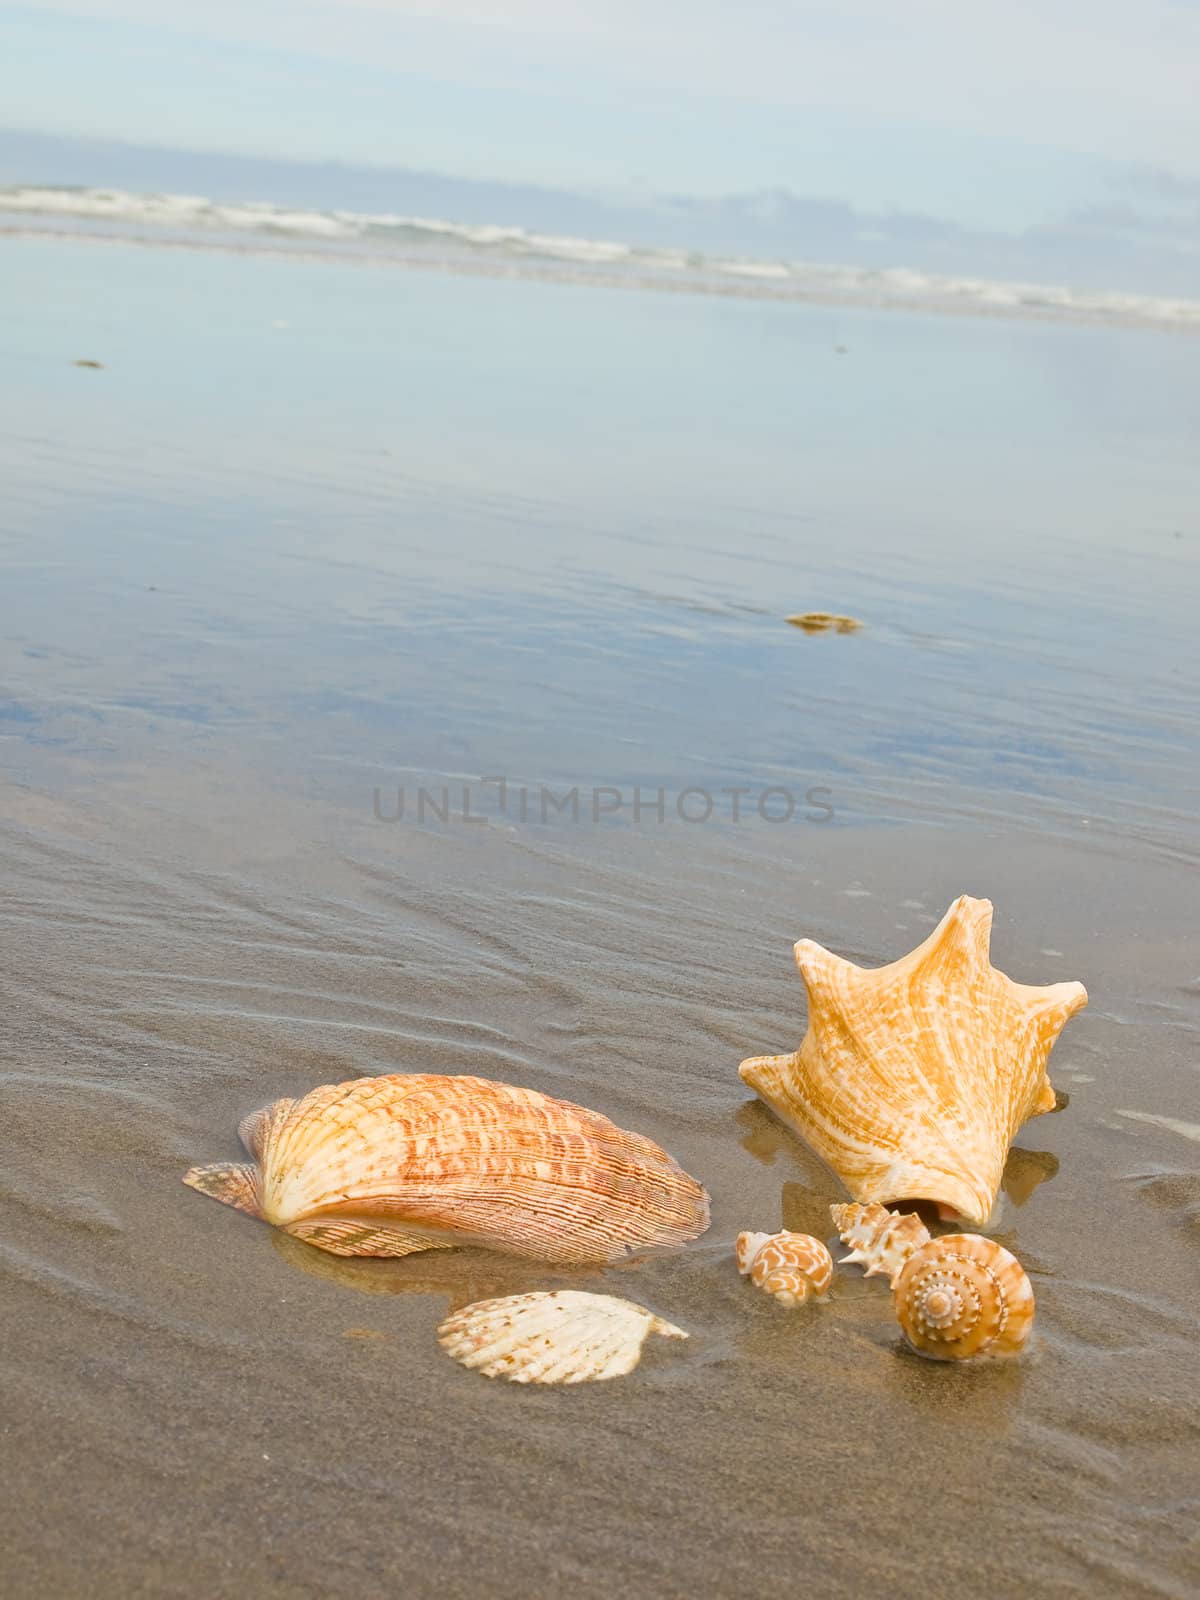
[738,1099,1063,1216]
[875,1331,1029,1433]
[270,1229,598,1311]
[1002,1146,1060,1206]
[735,1098,829,1178]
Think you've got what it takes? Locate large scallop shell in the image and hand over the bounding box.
[739,895,1087,1224]
[437,1290,688,1383]
[893,1234,1035,1360]
[184,1074,709,1264]
[736,1230,833,1306]
[831,1201,931,1285]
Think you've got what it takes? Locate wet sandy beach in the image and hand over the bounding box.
[1,236,1198,1597]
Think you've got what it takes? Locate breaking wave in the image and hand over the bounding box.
[3,184,1199,333]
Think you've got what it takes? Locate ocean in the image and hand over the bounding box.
[5,183,1200,332]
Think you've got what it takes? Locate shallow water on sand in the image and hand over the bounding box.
[1,236,1198,1599]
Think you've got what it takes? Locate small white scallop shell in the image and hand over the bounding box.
[735,1229,833,1306]
[831,1201,931,1285]
[437,1290,688,1383]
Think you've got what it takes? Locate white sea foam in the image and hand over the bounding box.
[711,258,792,280]
[3,185,1198,333]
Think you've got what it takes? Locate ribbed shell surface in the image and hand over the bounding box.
[250,1073,709,1264]
[739,896,1087,1224]
[893,1233,1036,1360]
[831,1201,932,1285]
[438,1290,687,1383]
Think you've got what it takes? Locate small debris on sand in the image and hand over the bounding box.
[786,612,864,634]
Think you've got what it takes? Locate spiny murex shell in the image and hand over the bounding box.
[739,895,1087,1224]
[438,1290,687,1383]
[894,1234,1035,1361]
[184,1073,709,1265]
[735,1230,833,1306]
[831,1201,931,1285]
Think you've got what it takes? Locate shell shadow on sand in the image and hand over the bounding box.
[739,1100,1063,1223]
[269,1229,600,1311]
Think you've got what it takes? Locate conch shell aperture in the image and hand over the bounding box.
[739,896,1087,1224]
[184,1073,710,1265]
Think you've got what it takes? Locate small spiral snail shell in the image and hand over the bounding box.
[735,1230,833,1307]
[831,1201,931,1285]
[893,1234,1034,1361]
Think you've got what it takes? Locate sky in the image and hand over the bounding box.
[2,1,1199,287]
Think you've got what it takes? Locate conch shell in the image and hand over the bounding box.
[437,1290,687,1383]
[831,1201,930,1285]
[739,895,1087,1224]
[184,1073,709,1265]
[735,1230,833,1306]
[893,1234,1035,1360]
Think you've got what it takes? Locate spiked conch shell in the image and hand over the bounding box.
[831,1201,931,1285]
[893,1234,1035,1360]
[739,895,1087,1224]
[184,1073,709,1265]
[437,1290,688,1383]
[735,1230,833,1306]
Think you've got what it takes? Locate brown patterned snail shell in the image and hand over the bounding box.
[735,1229,833,1307]
[893,1233,1034,1361]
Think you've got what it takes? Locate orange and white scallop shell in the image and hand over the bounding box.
[183,1072,709,1265]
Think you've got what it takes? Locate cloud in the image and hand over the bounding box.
[1031,164,1200,283]
[649,175,1200,294]
[17,0,1200,175]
